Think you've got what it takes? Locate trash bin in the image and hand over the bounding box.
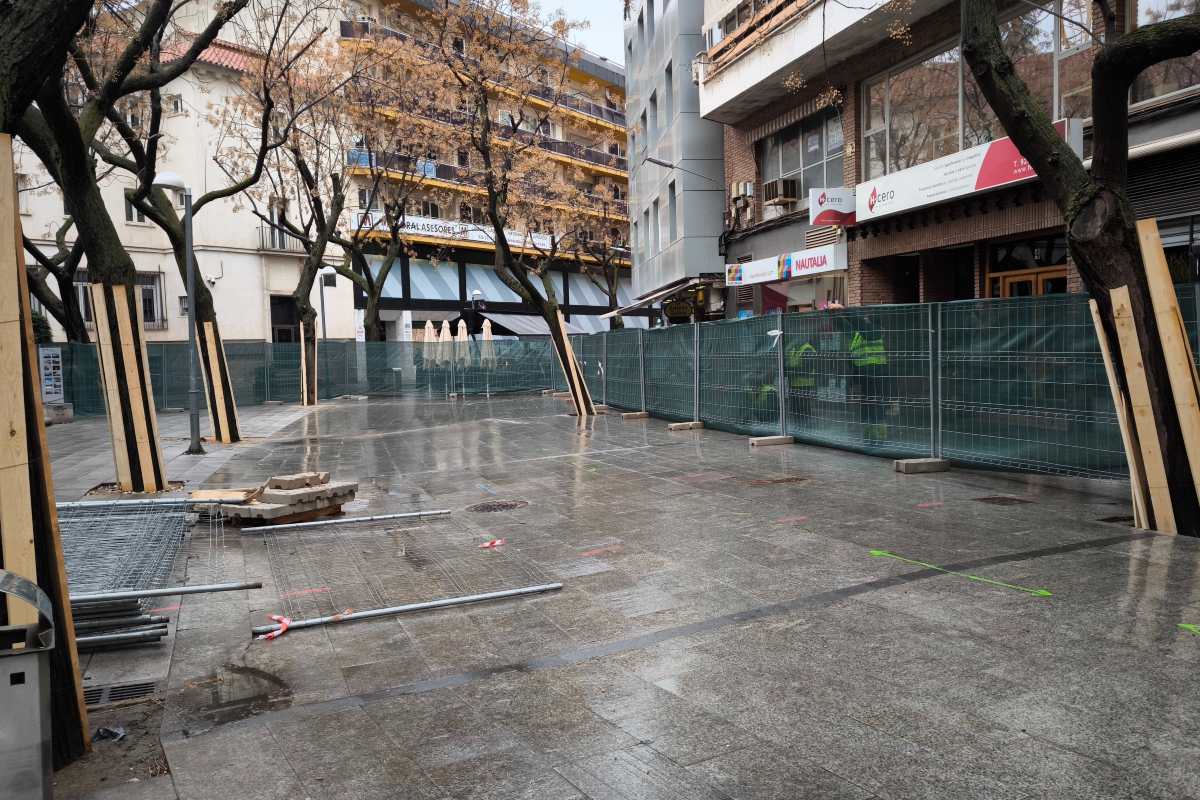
[0,568,56,800]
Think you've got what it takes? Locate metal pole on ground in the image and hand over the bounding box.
[182,189,203,455]
[928,303,936,457]
[602,331,608,406]
[239,509,451,534]
[776,325,786,436]
[69,580,262,603]
[935,303,943,458]
[252,582,563,637]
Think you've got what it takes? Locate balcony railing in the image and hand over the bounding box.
[340,20,625,129]
[258,223,305,253]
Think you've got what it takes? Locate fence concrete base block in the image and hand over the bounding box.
[749,435,794,447]
[621,411,650,420]
[541,389,556,395]
[667,421,704,431]
[894,458,950,474]
[552,391,572,398]
[594,404,609,412]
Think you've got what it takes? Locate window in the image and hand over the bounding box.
[165,94,184,115]
[358,187,375,209]
[651,198,661,254]
[627,40,634,67]
[647,0,655,39]
[137,273,166,328]
[632,220,639,259]
[457,148,470,168]
[74,270,91,323]
[647,92,658,144]
[757,109,845,196]
[179,296,189,317]
[638,110,647,153]
[864,1,1092,181]
[663,62,674,125]
[16,173,30,215]
[125,195,147,223]
[667,181,677,242]
[421,199,440,218]
[642,208,650,258]
[452,36,465,54]
[637,11,645,45]
[1131,0,1200,103]
[459,202,485,224]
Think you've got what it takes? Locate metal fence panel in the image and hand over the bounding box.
[783,305,932,458]
[644,324,695,421]
[579,333,605,400]
[604,328,642,410]
[699,315,780,436]
[938,294,1126,479]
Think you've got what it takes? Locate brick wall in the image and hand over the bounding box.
[723,125,758,222]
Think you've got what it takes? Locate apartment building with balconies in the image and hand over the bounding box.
[697,0,1200,313]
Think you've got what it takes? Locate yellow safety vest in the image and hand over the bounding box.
[849,330,887,367]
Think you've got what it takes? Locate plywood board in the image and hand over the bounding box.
[112,287,157,491]
[1137,218,1200,514]
[1090,299,1149,529]
[1111,285,1176,533]
[89,284,132,490]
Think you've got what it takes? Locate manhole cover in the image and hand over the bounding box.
[1098,515,1136,524]
[84,680,159,708]
[746,476,808,486]
[973,496,1034,506]
[466,500,529,513]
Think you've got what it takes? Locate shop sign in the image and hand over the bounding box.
[355,211,552,250]
[809,188,856,226]
[663,299,694,320]
[725,240,847,287]
[855,119,1082,222]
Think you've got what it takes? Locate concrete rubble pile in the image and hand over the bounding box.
[212,471,359,526]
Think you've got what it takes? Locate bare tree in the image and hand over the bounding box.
[960,0,1200,532]
[0,0,93,131]
[23,221,88,342]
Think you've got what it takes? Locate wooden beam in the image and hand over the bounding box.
[1090,299,1149,529]
[1111,285,1176,533]
[1137,218,1200,518]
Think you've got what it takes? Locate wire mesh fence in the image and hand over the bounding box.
[48,288,1188,480]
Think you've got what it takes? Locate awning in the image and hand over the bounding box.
[601,277,704,319]
[482,312,585,336]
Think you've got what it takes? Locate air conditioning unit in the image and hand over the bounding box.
[729,181,754,202]
[763,178,799,205]
[690,58,703,85]
[763,204,785,221]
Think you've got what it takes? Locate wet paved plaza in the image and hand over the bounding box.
[50,395,1200,799]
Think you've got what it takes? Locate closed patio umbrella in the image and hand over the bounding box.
[438,320,453,366]
[480,319,497,369]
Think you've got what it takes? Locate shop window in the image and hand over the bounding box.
[1131,0,1200,103]
[987,235,1069,297]
[421,199,440,218]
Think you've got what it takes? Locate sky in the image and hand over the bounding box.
[552,0,626,65]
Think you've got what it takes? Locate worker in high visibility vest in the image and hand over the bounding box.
[848,319,888,446]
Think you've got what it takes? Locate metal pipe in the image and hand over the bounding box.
[253,582,564,636]
[776,325,787,436]
[56,497,237,511]
[240,509,451,535]
[638,328,647,412]
[73,615,167,632]
[76,630,168,648]
[70,580,261,603]
[693,322,700,422]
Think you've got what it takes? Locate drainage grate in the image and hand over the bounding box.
[84,681,159,708]
[973,496,1034,506]
[466,500,529,513]
[746,476,808,486]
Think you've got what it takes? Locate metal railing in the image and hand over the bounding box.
[258,224,305,253]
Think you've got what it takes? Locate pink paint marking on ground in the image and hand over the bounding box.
[479,538,506,549]
[148,603,181,613]
[774,515,810,525]
[280,587,331,599]
[916,501,944,509]
[581,544,625,557]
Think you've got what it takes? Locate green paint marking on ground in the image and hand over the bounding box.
[868,549,1053,597]
[1178,623,1200,636]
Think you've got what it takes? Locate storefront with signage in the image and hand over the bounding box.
[725,239,848,314]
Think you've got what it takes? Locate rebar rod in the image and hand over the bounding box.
[69,580,261,603]
[56,497,237,510]
[241,510,451,535]
[252,582,563,636]
[73,615,167,631]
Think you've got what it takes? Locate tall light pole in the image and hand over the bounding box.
[153,171,203,455]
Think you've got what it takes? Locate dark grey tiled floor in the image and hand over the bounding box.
[53,395,1200,799]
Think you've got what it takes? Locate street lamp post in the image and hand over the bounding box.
[153,171,203,455]
[318,267,334,342]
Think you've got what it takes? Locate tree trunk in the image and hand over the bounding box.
[298,306,319,405]
[364,292,386,341]
[55,267,89,343]
[0,0,92,132]
[961,0,1200,533]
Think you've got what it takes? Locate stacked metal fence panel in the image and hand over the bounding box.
[644,324,695,421]
[938,294,1126,479]
[699,315,781,436]
[604,328,642,411]
[783,305,933,458]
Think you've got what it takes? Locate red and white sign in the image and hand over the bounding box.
[809,188,856,226]
[725,240,847,287]
[855,120,1082,222]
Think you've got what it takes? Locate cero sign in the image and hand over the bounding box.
[808,188,856,226]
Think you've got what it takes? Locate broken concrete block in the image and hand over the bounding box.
[266,471,330,490]
[667,421,703,431]
[621,411,650,420]
[259,480,358,505]
[750,435,794,447]
[894,458,950,474]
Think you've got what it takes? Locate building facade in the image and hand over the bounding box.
[697,0,1200,313]
[18,0,639,345]
[623,0,727,318]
